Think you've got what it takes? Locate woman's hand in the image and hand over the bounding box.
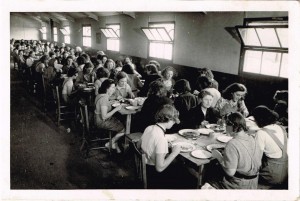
[172,144,181,155]
[115,105,123,111]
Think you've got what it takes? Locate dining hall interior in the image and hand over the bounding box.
[5,3,300,200]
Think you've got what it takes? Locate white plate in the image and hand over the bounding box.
[178,129,200,137]
[206,143,226,152]
[197,128,214,135]
[172,142,195,153]
[191,150,212,159]
[217,135,233,143]
[112,102,121,107]
[165,134,177,143]
[205,124,217,129]
[126,106,140,110]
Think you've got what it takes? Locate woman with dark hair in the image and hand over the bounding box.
[94,79,124,153]
[202,112,263,189]
[215,83,249,117]
[190,90,220,129]
[82,63,94,83]
[161,66,177,96]
[138,64,162,97]
[273,90,288,127]
[122,63,143,97]
[173,79,198,129]
[62,67,79,104]
[124,56,141,78]
[252,105,288,188]
[94,67,110,96]
[198,67,219,89]
[133,79,173,132]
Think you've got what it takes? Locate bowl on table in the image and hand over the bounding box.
[172,141,195,153]
[178,129,200,138]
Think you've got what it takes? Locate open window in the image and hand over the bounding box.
[141,22,174,60]
[100,24,120,52]
[82,25,91,47]
[53,27,58,42]
[39,26,47,40]
[237,18,288,78]
[60,26,70,44]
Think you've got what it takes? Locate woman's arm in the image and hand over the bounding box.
[155,145,181,172]
[100,105,122,120]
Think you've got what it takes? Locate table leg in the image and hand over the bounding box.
[124,114,132,150]
[197,165,205,188]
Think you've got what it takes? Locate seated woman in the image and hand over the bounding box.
[35,55,49,74]
[132,79,173,133]
[197,67,219,89]
[110,71,134,100]
[62,68,79,105]
[202,112,263,189]
[252,105,288,188]
[104,59,117,80]
[139,104,182,188]
[82,63,95,84]
[173,79,198,129]
[215,83,249,117]
[273,90,288,127]
[138,64,162,97]
[122,63,144,97]
[124,56,142,78]
[94,67,110,96]
[190,90,220,129]
[94,79,125,153]
[160,66,177,97]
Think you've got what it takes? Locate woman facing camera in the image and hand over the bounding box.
[252,105,288,188]
[202,112,263,189]
[160,66,177,96]
[94,79,125,153]
[190,90,220,129]
[110,71,134,100]
[215,83,249,117]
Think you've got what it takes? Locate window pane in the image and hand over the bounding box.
[243,50,262,73]
[150,23,174,40]
[149,29,163,41]
[65,36,70,44]
[83,37,91,47]
[101,29,110,37]
[53,27,57,34]
[107,25,120,37]
[107,29,118,38]
[149,42,172,60]
[42,33,46,40]
[157,28,171,42]
[238,28,261,46]
[42,27,46,33]
[65,26,70,34]
[142,29,155,41]
[256,28,280,47]
[164,43,173,60]
[107,39,119,51]
[54,35,57,42]
[280,53,288,78]
[276,28,288,48]
[83,26,91,36]
[261,52,281,76]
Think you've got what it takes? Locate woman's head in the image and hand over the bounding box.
[198,90,213,109]
[199,68,214,80]
[223,83,247,101]
[83,63,93,75]
[161,66,176,80]
[226,112,248,134]
[39,55,49,64]
[96,67,110,79]
[122,63,135,75]
[124,56,132,64]
[174,79,191,94]
[148,60,160,71]
[148,80,168,97]
[115,71,128,87]
[76,56,86,66]
[104,59,115,71]
[67,67,78,78]
[98,79,115,95]
[155,104,180,126]
[273,90,288,105]
[195,76,212,91]
[145,64,159,75]
[252,105,279,128]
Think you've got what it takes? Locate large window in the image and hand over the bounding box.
[60,26,70,44]
[82,25,91,47]
[100,24,120,52]
[141,22,175,60]
[40,26,47,40]
[237,18,288,78]
[53,27,58,42]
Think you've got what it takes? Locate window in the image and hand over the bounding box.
[100,24,120,51]
[82,25,91,47]
[237,18,288,78]
[60,26,70,44]
[53,27,58,42]
[141,22,175,60]
[39,26,47,40]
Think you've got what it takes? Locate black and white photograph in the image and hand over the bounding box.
[2,1,300,201]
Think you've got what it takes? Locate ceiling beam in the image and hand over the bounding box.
[83,12,99,21]
[38,12,61,24]
[119,12,136,19]
[23,13,44,24]
[53,12,75,22]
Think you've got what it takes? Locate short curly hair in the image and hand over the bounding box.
[161,66,177,78]
[155,104,180,124]
[148,79,168,97]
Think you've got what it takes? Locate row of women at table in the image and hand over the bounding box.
[11,39,288,189]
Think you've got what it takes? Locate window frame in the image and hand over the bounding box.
[40,26,47,40]
[60,26,71,44]
[142,21,175,61]
[237,17,288,78]
[100,23,120,52]
[82,24,92,47]
[53,27,58,42]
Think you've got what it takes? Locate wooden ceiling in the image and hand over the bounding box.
[11,12,136,25]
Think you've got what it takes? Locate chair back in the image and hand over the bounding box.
[132,142,147,189]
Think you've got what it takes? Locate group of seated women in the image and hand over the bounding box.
[11,39,288,189]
